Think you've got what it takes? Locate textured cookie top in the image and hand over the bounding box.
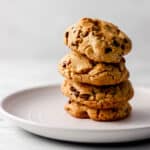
[65,101,131,121]
[59,51,126,74]
[62,80,134,102]
[64,18,132,63]
[58,51,129,85]
[59,51,93,74]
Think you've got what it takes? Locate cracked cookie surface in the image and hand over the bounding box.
[61,80,134,109]
[64,18,132,63]
[58,51,129,86]
[65,101,131,121]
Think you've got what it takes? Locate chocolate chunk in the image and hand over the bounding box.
[65,32,69,44]
[74,91,80,97]
[122,57,126,63]
[82,31,89,37]
[123,38,128,43]
[68,100,72,104]
[94,20,99,26]
[77,35,80,38]
[62,62,66,68]
[62,60,71,68]
[111,108,117,112]
[79,94,90,99]
[65,32,69,38]
[90,60,97,66]
[97,109,100,117]
[105,48,112,53]
[96,33,104,39]
[92,89,96,95]
[121,44,125,50]
[70,86,76,92]
[116,29,120,33]
[113,40,120,47]
[76,30,81,38]
[70,86,80,97]
[71,42,77,46]
[111,63,119,67]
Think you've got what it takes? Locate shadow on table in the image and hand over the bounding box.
[18,128,150,150]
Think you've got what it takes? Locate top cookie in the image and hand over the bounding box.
[64,18,132,63]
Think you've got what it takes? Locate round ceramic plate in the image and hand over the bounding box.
[0,84,150,143]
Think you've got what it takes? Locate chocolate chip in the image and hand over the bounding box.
[62,60,71,68]
[82,31,89,37]
[74,91,80,97]
[90,60,97,66]
[105,48,112,53]
[122,57,126,63]
[71,42,77,46]
[112,40,120,47]
[92,89,96,95]
[70,86,76,92]
[121,44,125,50]
[79,94,90,99]
[95,33,104,39]
[123,38,128,43]
[111,108,117,112]
[62,62,66,68]
[65,32,69,38]
[68,100,72,104]
[117,29,120,33]
[77,35,80,38]
[94,20,99,26]
[65,32,69,44]
[112,63,120,68]
[97,109,100,117]
[100,114,104,117]
[70,86,80,97]
[76,30,81,38]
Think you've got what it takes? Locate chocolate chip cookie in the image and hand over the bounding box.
[65,101,131,121]
[64,18,132,63]
[69,99,128,109]
[58,51,129,86]
[61,80,134,109]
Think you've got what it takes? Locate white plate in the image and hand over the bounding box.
[0,85,150,143]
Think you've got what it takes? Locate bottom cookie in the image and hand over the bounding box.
[65,101,131,121]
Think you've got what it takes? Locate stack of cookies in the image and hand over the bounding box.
[58,18,134,121]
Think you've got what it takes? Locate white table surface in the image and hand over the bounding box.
[0,60,150,150]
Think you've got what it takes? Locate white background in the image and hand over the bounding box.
[0,0,149,60]
[0,0,150,149]
[0,0,150,86]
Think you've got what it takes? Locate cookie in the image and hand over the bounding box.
[65,101,131,121]
[69,99,128,109]
[61,80,134,109]
[64,18,132,63]
[58,51,129,86]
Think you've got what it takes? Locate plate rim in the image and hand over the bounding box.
[1,84,150,132]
